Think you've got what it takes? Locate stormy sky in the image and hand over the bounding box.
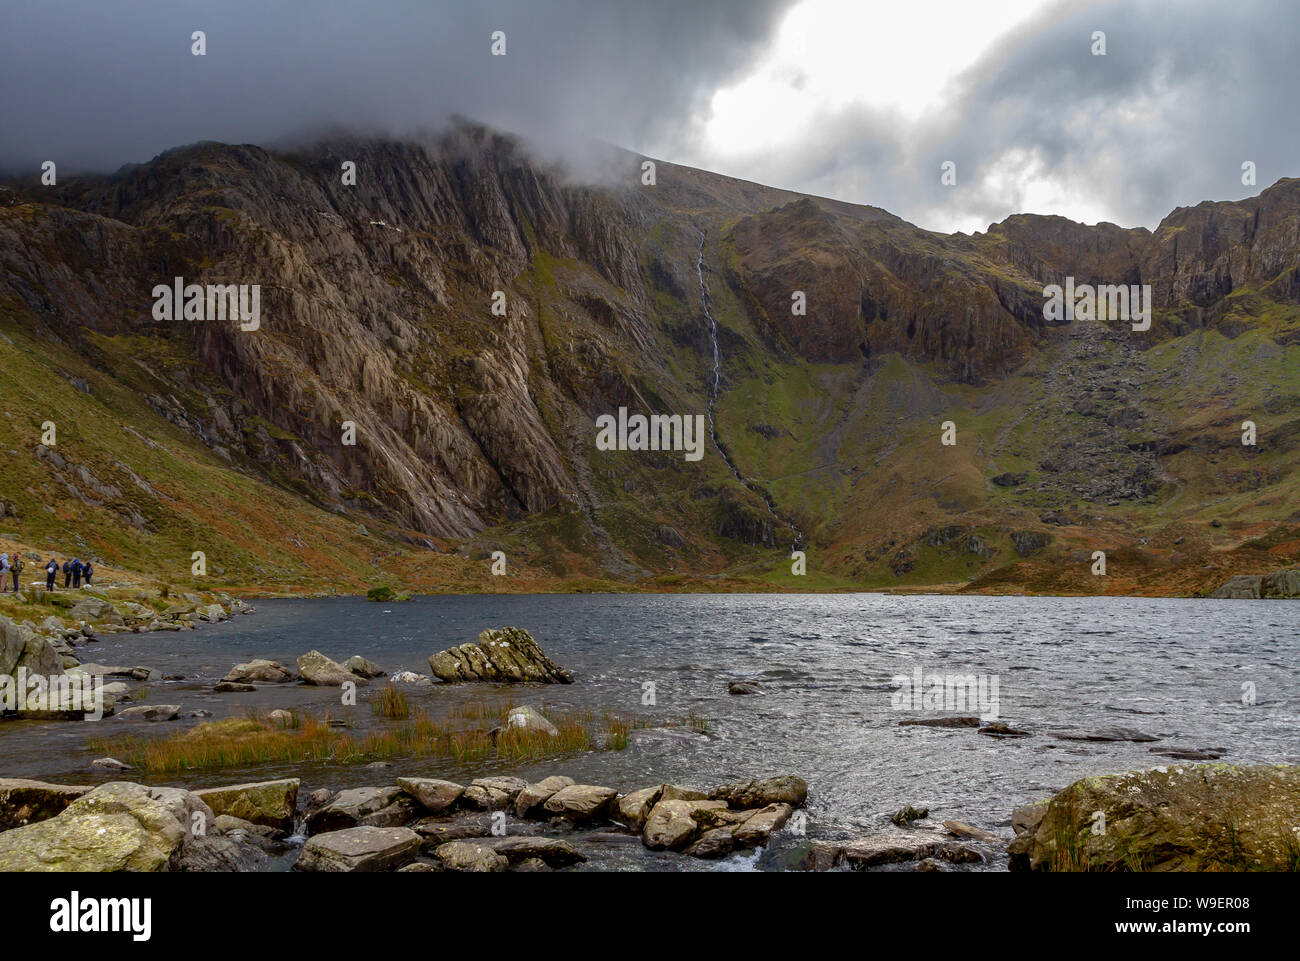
[0,0,1295,233]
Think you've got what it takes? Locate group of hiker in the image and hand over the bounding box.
[0,553,94,593]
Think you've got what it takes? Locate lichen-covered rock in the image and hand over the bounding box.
[733,802,793,847]
[1261,569,1300,598]
[1014,763,1300,871]
[427,627,572,683]
[194,778,299,829]
[433,840,508,872]
[0,781,212,872]
[297,650,368,687]
[295,826,421,872]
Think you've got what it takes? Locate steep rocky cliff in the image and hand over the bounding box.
[1,124,1297,594]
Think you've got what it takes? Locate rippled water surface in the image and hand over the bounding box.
[3,593,1296,868]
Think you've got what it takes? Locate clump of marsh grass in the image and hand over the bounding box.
[371,683,410,719]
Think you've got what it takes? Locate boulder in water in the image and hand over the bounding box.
[194,778,299,830]
[222,659,294,683]
[427,627,572,683]
[296,826,421,872]
[297,650,368,687]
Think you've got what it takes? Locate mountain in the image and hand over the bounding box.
[1,122,1298,596]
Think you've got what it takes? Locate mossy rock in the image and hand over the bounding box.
[1017,764,1300,871]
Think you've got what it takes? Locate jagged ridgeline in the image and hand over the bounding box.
[1,122,1299,594]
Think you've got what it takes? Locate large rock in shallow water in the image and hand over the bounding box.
[710,775,808,809]
[0,781,212,872]
[222,659,294,683]
[1012,764,1300,871]
[427,627,572,683]
[297,650,368,687]
[194,778,299,829]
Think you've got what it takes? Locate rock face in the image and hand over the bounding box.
[0,778,91,831]
[194,778,299,829]
[222,659,294,683]
[297,650,368,687]
[0,615,64,680]
[427,628,573,683]
[1010,764,1300,871]
[296,826,421,872]
[1261,569,1300,598]
[0,781,212,872]
[1209,575,1263,599]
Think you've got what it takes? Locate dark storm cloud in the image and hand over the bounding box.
[0,0,792,174]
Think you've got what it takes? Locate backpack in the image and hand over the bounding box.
[46,561,57,574]
[62,561,70,573]
[12,558,22,573]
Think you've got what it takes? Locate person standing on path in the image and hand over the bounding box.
[0,554,8,593]
[62,558,71,588]
[83,560,93,587]
[10,555,22,594]
[44,558,58,591]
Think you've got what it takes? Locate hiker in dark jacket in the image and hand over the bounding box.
[62,559,71,588]
[45,558,58,591]
[83,561,93,586]
[0,553,8,592]
[71,558,83,589]
[10,555,22,593]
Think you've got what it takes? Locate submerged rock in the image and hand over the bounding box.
[898,717,981,728]
[890,805,930,827]
[427,627,573,683]
[1011,763,1300,871]
[116,704,180,721]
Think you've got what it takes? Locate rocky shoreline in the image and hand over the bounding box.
[2,762,1294,872]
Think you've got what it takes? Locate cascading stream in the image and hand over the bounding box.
[696,231,806,552]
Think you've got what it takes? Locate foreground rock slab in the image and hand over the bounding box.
[296,826,421,872]
[1010,763,1300,871]
[0,782,212,872]
[427,627,573,683]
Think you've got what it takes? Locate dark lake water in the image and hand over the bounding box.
[3,593,1297,870]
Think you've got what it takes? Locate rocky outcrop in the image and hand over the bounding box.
[427,628,572,683]
[1210,569,1300,599]
[1010,764,1300,871]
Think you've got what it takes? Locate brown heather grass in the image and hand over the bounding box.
[87,701,699,775]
